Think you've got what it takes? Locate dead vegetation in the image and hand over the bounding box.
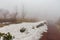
[0,18,39,27]
[0,9,39,27]
[16,18,39,23]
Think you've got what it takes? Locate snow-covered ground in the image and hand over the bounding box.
[0,21,48,40]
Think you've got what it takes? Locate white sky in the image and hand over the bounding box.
[0,0,20,12]
[0,0,60,23]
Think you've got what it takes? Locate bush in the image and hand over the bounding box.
[36,23,44,28]
[3,32,12,40]
[0,32,5,38]
[20,28,26,33]
[0,32,14,40]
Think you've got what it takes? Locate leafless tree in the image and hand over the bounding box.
[10,12,17,23]
[6,6,18,24]
[21,3,26,22]
[3,10,9,20]
[0,9,9,24]
[11,6,18,23]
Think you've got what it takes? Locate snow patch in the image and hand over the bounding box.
[0,21,48,40]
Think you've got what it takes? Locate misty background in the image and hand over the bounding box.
[0,0,60,24]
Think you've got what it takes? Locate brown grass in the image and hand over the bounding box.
[16,18,39,23]
[0,24,7,27]
[0,18,39,27]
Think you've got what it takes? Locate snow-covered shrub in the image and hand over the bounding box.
[0,32,5,38]
[20,27,26,33]
[36,23,44,28]
[32,27,35,29]
[0,32,14,40]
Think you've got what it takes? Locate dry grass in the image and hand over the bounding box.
[0,24,7,27]
[0,18,39,27]
[16,18,39,23]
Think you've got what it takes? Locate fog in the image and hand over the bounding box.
[0,0,60,24]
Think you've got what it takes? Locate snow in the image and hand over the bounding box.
[0,21,48,40]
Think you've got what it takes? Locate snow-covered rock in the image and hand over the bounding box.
[0,21,48,40]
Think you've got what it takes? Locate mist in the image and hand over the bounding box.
[0,0,60,24]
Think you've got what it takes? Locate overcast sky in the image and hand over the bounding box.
[0,0,60,23]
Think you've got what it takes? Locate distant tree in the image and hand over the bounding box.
[21,3,26,22]
[11,12,17,23]
[22,12,25,20]
[3,10,9,19]
[0,9,9,24]
[6,6,18,24]
[11,6,18,23]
